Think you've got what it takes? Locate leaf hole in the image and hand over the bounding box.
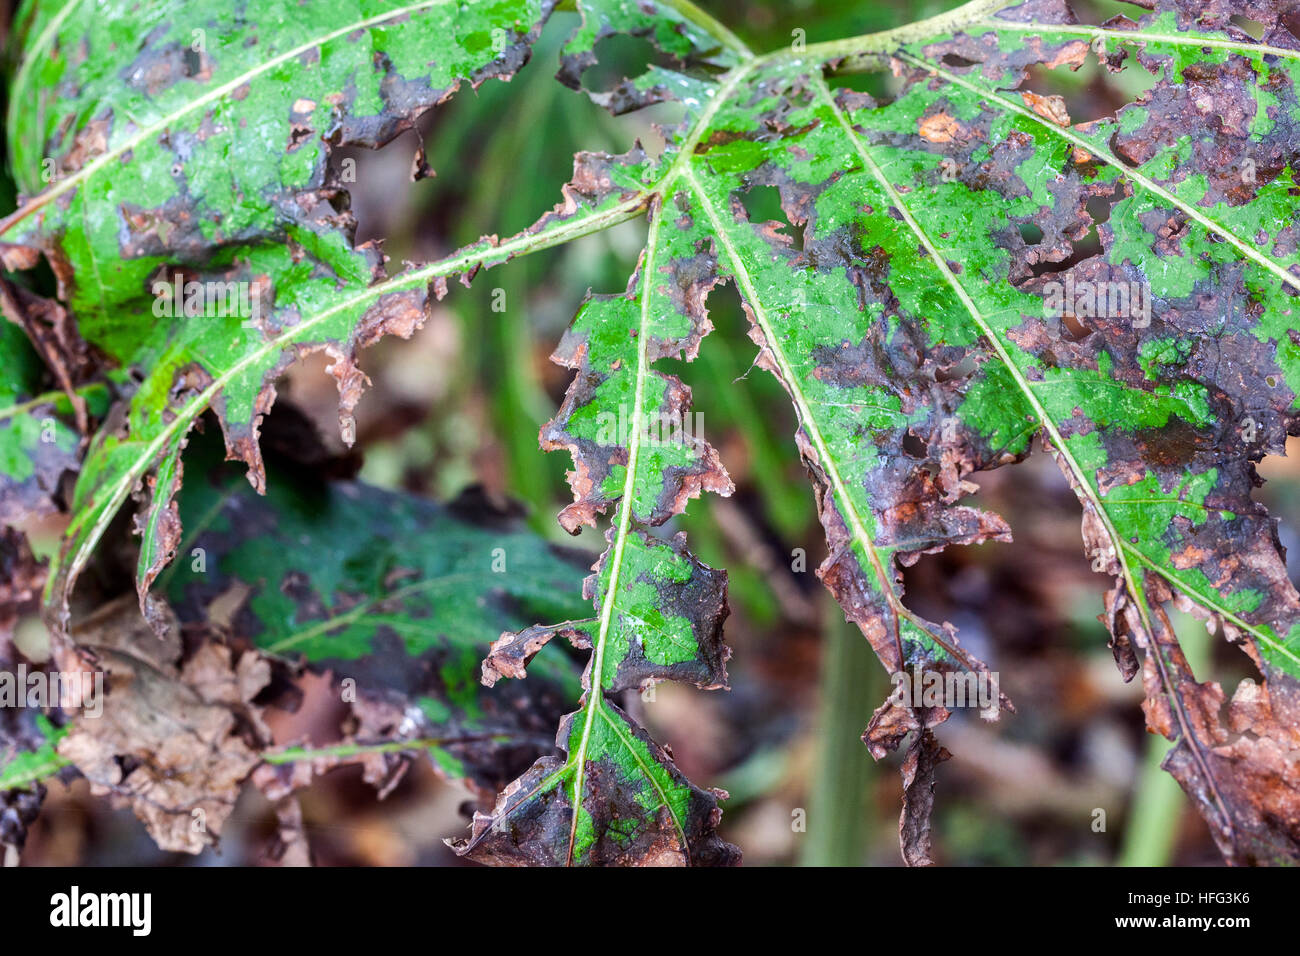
[580,34,657,94]
[738,184,805,251]
[1229,15,1267,40]
[902,429,928,459]
[1107,130,1140,168]
[1060,310,1092,342]
[936,352,980,383]
[182,47,206,78]
[1027,228,1103,278]
[1018,223,1044,245]
[824,69,898,107]
[940,53,979,68]
[1019,58,1155,127]
[1085,180,1128,226]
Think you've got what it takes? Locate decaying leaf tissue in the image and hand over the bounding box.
[1,0,1298,888]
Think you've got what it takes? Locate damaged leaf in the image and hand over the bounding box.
[9,0,1300,866]
[53,595,269,853]
[164,432,591,795]
[453,205,740,865]
[0,0,559,629]
[3,0,555,325]
[0,320,91,522]
[457,0,1300,863]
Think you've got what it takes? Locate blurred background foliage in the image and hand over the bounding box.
[7,0,1296,866]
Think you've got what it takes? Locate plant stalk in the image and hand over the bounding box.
[800,595,884,866]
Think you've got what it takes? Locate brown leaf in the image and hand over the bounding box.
[900,728,951,867]
[1117,583,1300,864]
[54,596,270,853]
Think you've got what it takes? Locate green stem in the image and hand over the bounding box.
[800,594,884,866]
[1117,609,1211,866]
[797,0,1011,64]
[262,735,516,764]
[0,381,107,423]
[661,0,754,58]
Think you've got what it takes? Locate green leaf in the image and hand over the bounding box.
[452,142,742,864]
[164,431,592,792]
[453,699,739,865]
[0,0,567,628]
[0,714,69,792]
[0,320,81,521]
[3,0,553,329]
[460,0,1300,864]
[11,0,1300,866]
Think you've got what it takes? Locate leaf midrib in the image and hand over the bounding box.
[971,18,1300,62]
[557,57,760,863]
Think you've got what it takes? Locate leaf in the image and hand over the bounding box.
[453,223,740,865]
[0,319,86,522]
[460,0,1300,863]
[3,0,554,324]
[458,531,737,866]
[0,714,68,851]
[453,699,739,866]
[53,594,271,853]
[163,425,592,794]
[898,728,951,867]
[555,0,750,112]
[12,0,1300,865]
[0,713,69,793]
[0,0,561,630]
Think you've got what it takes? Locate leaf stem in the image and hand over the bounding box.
[661,0,754,59]
[0,382,106,424]
[972,18,1300,61]
[791,0,1010,64]
[799,593,883,866]
[261,735,517,763]
[1117,609,1209,866]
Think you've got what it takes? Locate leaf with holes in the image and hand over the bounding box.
[453,0,1300,864]
[0,0,560,631]
[452,243,740,866]
[8,0,1300,866]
